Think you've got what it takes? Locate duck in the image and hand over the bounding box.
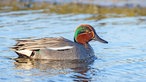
[12,24,108,60]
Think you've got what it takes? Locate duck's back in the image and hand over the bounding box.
[12,37,95,60]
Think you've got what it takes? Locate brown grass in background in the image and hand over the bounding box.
[0,0,145,20]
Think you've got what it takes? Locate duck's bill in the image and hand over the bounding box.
[94,34,108,44]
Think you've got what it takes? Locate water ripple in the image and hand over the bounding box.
[0,10,146,82]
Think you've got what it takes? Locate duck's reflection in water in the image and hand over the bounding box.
[14,57,96,81]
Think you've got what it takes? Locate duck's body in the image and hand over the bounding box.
[12,24,108,60]
[13,37,94,60]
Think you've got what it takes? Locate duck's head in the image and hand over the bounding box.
[74,24,108,45]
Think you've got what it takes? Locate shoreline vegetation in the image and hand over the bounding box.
[0,0,146,20]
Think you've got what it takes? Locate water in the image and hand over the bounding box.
[0,9,146,82]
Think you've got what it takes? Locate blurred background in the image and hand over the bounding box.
[1,0,146,19]
[0,0,146,82]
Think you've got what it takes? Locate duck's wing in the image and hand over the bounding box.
[11,37,75,58]
[12,37,74,50]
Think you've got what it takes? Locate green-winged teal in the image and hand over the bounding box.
[12,24,108,60]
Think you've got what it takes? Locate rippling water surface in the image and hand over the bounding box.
[0,9,146,82]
